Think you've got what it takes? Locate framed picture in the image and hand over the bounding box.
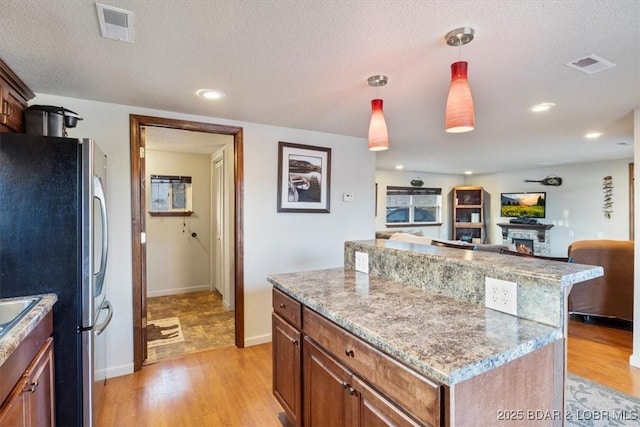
[277,141,331,213]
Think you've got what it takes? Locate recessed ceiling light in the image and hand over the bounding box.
[464,171,473,175]
[395,165,404,170]
[528,103,556,113]
[196,89,226,100]
[584,132,602,139]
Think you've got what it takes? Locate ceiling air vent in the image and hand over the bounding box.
[96,3,134,43]
[565,54,615,74]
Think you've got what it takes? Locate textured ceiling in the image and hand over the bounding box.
[1,0,638,174]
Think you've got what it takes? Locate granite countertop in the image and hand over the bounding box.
[364,239,604,288]
[0,293,57,367]
[268,268,562,386]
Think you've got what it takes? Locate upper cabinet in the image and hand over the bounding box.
[452,186,485,243]
[0,58,35,133]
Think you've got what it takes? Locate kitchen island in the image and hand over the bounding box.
[268,240,602,426]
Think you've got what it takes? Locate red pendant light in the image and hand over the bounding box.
[367,75,389,151]
[445,61,475,133]
[444,27,475,133]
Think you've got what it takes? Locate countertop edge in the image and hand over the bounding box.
[0,293,58,367]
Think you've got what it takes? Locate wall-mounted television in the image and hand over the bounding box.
[500,192,546,218]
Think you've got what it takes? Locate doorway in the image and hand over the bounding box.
[130,115,244,371]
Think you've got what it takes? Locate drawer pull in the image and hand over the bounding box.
[1,100,9,116]
[291,339,298,346]
[341,381,348,389]
[348,386,357,396]
[279,303,286,309]
[23,381,39,394]
[345,349,355,357]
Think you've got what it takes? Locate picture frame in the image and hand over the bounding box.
[277,141,331,213]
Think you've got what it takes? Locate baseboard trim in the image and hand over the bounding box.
[629,354,640,368]
[147,285,210,298]
[106,363,134,379]
[244,333,271,347]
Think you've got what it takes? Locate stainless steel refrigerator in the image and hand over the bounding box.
[0,133,112,426]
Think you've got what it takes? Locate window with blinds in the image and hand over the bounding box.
[386,186,442,226]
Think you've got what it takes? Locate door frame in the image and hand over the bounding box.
[130,114,244,371]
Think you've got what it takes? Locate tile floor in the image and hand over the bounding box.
[145,290,235,363]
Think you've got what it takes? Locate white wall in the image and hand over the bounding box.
[146,150,212,297]
[632,108,640,368]
[375,170,465,239]
[468,160,632,256]
[33,93,376,377]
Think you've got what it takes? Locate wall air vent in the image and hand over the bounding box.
[96,3,134,43]
[565,54,615,74]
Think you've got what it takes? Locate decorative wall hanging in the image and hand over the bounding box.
[524,175,563,186]
[277,142,331,213]
[603,176,613,219]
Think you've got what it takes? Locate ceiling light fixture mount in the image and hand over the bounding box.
[445,27,474,47]
[445,27,475,133]
[367,75,389,151]
[368,75,388,88]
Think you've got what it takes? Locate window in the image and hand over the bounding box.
[386,186,442,226]
[149,175,193,216]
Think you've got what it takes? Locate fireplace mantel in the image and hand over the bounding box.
[497,223,554,242]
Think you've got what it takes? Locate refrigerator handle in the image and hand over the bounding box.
[94,174,109,296]
[95,300,113,336]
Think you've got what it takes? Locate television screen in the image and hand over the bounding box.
[500,192,546,218]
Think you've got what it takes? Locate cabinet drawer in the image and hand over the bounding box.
[272,289,301,329]
[303,307,442,427]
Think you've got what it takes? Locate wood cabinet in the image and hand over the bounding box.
[304,338,420,427]
[0,338,55,427]
[0,58,35,133]
[452,186,485,243]
[303,307,441,427]
[272,289,302,426]
[0,311,55,427]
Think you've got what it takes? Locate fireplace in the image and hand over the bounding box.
[497,223,554,256]
[513,238,535,254]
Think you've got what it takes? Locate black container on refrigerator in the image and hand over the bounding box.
[0,133,111,427]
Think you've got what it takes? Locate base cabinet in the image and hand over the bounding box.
[304,338,420,427]
[0,337,55,427]
[272,314,302,426]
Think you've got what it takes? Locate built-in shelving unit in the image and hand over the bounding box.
[452,186,484,243]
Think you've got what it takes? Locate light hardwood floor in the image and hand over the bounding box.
[97,344,288,427]
[97,316,640,425]
[567,316,640,398]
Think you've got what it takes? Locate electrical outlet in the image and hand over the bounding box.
[355,251,369,274]
[485,277,517,316]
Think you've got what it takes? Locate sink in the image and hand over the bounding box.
[0,297,41,339]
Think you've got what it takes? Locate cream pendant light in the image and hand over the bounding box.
[445,27,475,133]
[367,75,389,151]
